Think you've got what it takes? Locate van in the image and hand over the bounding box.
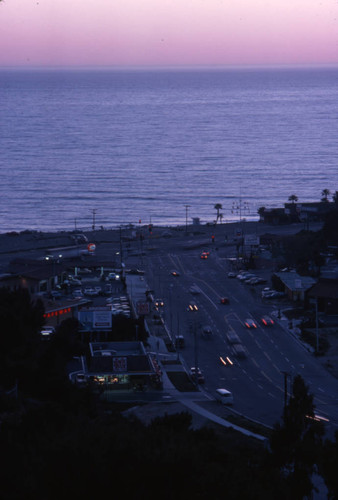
[215,388,234,405]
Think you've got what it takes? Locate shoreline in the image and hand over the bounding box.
[0,219,263,254]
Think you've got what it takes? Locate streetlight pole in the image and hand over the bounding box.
[184,205,190,235]
[188,303,199,385]
[281,371,290,418]
[91,209,97,231]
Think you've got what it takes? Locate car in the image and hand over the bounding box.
[215,388,234,405]
[261,315,274,326]
[75,373,86,385]
[40,326,55,340]
[227,272,237,278]
[255,277,267,284]
[73,289,83,299]
[244,318,257,329]
[189,285,200,295]
[220,297,229,304]
[243,274,257,283]
[171,270,180,277]
[232,343,247,359]
[237,273,252,281]
[187,303,198,312]
[128,268,145,275]
[68,276,82,285]
[83,287,99,296]
[155,298,164,308]
[244,277,259,285]
[219,354,233,366]
[202,325,213,337]
[200,251,209,259]
[190,367,205,384]
[175,335,185,348]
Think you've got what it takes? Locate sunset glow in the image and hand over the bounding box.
[0,0,337,66]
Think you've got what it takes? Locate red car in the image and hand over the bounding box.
[220,297,229,304]
[261,316,274,327]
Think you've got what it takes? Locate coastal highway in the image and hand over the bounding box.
[141,244,338,436]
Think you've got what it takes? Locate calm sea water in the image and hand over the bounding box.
[1,66,337,233]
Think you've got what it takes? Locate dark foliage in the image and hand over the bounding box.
[269,375,325,499]
[319,430,338,499]
[0,288,44,390]
[0,403,289,500]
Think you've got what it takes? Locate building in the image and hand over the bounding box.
[81,341,162,391]
[273,271,316,302]
[307,279,338,315]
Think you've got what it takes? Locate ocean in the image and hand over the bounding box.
[1,66,337,233]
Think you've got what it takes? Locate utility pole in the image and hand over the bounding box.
[91,209,97,231]
[119,226,123,268]
[315,298,319,353]
[184,205,190,235]
[281,371,290,418]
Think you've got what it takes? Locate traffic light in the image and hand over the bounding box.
[148,224,153,234]
[211,234,215,243]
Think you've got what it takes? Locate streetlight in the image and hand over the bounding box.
[281,371,291,418]
[184,205,190,235]
[187,302,199,385]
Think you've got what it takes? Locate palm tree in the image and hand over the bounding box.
[321,188,330,202]
[288,194,298,204]
[214,203,222,224]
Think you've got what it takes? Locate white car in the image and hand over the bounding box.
[83,287,98,296]
[189,285,200,295]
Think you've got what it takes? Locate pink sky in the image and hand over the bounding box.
[0,0,337,66]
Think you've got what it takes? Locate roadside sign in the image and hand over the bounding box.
[136,301,150,315]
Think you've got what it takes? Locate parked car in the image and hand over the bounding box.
[227,272,237,278]
[190,367,205,384]
[73,289,83,299]
[83,287,98,296]
[40,326,55,340]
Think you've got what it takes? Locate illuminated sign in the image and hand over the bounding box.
[43,307,71,318]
